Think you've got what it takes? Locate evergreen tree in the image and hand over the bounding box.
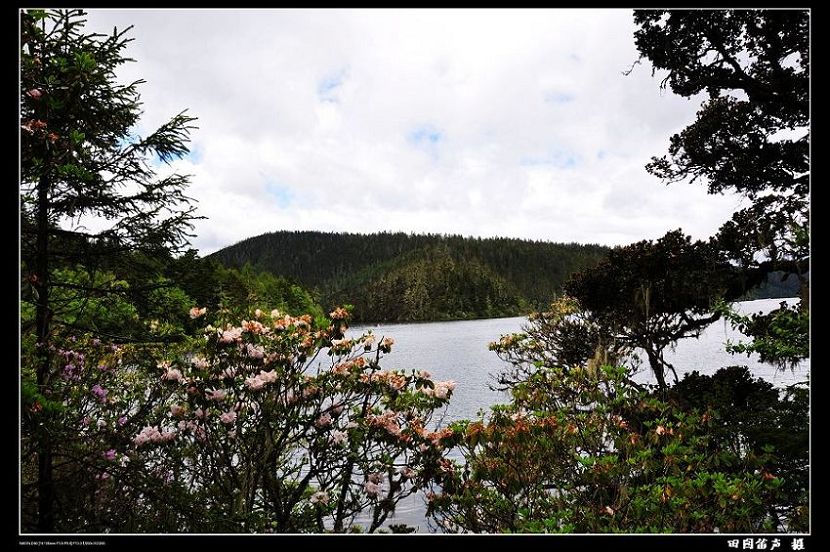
[633,9,809,367]
[20,9,198,530]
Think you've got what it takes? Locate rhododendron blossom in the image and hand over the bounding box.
[39,305,457,533]
[133,426,176,447]
[315,413,332,428]
[189,307,207,319]
[245,343,265,359]
[219,327,243,344]
[331,430,348,446]
[162,368,183,382]
[310,491,329,505]
[364,481,381,498]
[91,384,107,401]
[206,389,227,401]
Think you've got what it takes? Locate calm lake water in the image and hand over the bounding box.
[346,298,810,532]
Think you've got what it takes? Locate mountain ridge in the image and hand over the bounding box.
[209,230,610,322]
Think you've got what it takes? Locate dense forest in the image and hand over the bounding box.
[210,231,610,321]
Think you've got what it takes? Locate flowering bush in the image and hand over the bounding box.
[425,307,797,533]
[22,307,457,533]
[427,364,789,533]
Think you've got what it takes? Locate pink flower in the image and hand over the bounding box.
[206,389,227,401]
[425,380,457,400]
[117,416,127,426]
[242,320,267,334]
[368,472,384,484]
[364,481,381,498]
[329,307,348,320]
[259,370,277,383]
[331,430,348,446]
[220,410,237,425]
[219,327,242,344]
[162,368,183,382]
[310,490,329,505]
[103,449,116,461]
[315,413,332,428]
[26,88,42,100]
[655,425,666,436]
[398,466,415,479]
[133,426,161,447]
[245,376,266,391]
[91,384,108,401]
[189,306,207,319]
[192,356,210,370]
[245,343,265,359]
[170,404,186,417]
[418,370,431,379]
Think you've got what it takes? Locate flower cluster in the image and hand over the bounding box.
[80,306,460,532]
[133,425,177,447]
[419,380,456,399]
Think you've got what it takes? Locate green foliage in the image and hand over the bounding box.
[428,364,787,533]
[564,230,740,388]
[20,9,199,264]
[22,266,141,336]
[633,9,809,371]
[716,301,809,368]
[428,309,807,533]
[20,8,200,531]
[669,366,808,531]
[634,10,808,198]
[212,263,324,319]
[488,296,625,391]
[349,245,528,322]
[210,230,610,322]
[21,332,181,531]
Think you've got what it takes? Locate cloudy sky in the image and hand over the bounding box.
[83,8,745,255]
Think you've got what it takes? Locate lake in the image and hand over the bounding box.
[346,297,810,532]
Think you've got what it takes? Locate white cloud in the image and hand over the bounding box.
[82,8,744,254]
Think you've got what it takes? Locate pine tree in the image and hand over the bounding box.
[20,9,198,530]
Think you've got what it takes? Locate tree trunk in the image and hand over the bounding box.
[34,173,54,532]
[645,347,667,390]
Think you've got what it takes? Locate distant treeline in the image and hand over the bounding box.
[209,231,611,322]
[743,271,805,301]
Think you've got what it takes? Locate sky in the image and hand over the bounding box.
[81,8,747,255]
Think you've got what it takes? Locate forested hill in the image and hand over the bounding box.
[209,231,610,322]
